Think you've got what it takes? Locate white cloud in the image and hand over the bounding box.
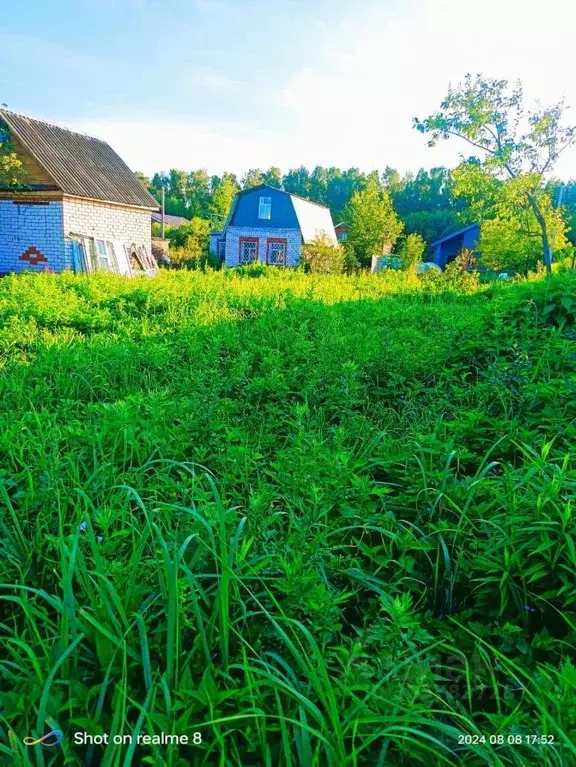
[53,0,576,178]
[62,116,284,176]
[273,0,576,176]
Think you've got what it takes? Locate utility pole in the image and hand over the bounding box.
[161,186,166,239]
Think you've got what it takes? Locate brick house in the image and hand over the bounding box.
[209,184,337,267]
[0,109,159,276]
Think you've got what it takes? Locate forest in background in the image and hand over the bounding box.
[137,164,576,265]
[138,165,469,245]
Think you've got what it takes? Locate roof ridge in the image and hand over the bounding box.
[236,183,330,211]
[0,108,106,143]
[430,222,479,247]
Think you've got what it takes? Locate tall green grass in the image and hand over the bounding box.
[0,267,575,765]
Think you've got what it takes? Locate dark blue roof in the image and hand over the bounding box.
[430,223,479,248]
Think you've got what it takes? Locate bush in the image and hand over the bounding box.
[166,217,211,266]
[444,249,480,289]
[301,232,346,273]
[398,232,426,271]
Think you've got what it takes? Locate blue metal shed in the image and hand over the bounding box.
[430,223,480,268]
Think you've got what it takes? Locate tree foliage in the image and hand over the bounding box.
[165,218,211,267]
[0,125,25,187]
[343,176,404,267]
[415,74,576,273]
[210,173,240,221]
[398,233,426,271]
[301,233,346,274]
[453,162,568,273]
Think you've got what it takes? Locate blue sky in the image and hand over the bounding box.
[2,0,576,177]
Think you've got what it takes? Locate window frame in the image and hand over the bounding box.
[238,236,260,265]
[266,237,288,266]
[258,196,272,220]
[95,239,110,271]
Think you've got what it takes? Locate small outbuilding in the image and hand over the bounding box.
[430,223,480,269]
[0,109,159,276]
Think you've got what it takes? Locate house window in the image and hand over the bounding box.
[239,237,259,264]
[95,239,110,271]
[258,196,271,220]
[266,238,287,266]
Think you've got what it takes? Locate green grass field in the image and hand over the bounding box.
[1,267,576,766]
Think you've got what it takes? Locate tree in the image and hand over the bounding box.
[186,170,211,218]
[453,162,568,274]
[398,233,426,271]
[262,167,283,188]
[392,166,466,245]
[414,74,576,274]
[166,217,211,267]
[548,178,576,248]
[242,169,265,189]
[343,176,404,267]
[134,171,151,189]
[0,125,25,187]
[381,166,402,192]
[210,172,239,221]
[283,166,311,199]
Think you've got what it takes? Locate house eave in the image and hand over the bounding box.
[62,193,159,212]
[430,223,480,248]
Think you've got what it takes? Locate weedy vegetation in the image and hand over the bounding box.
[0,266,576,766]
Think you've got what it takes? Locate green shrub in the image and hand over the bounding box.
[398,232,426,270]
[301,232,346,273]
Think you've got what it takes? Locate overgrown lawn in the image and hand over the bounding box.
[1,267,576,766]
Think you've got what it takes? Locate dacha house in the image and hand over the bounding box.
[0,109,159,277]
[210,184,338,267]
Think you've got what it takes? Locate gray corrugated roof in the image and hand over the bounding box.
[0,109,159,209]
[151,212,189,227]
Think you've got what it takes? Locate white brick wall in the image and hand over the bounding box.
[62,197,152,266]
[0,197,154,275]
[224,226,302,268]
[0,200,67,273]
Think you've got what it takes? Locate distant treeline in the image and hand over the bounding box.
[136,166,471,245]
[136,166,576,248]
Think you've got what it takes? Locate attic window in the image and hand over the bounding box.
[258,196,271,220]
